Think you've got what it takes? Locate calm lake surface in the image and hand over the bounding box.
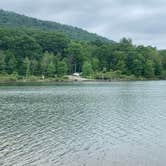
[0,81,166,166]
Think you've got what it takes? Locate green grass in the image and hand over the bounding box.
[0,74,68,83]
[92,71,154,81]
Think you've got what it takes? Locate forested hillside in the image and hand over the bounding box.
[0,26,166,81]
[0,10,166,81]
[0,9,110,43]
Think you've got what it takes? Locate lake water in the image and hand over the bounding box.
[0,81,166,166]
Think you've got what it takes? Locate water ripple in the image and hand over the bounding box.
[1,81,166,165]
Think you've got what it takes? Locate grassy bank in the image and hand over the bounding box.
[89,71,165,81]
[0,72,165,84]
[0,74,68,83]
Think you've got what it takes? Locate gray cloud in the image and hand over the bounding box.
[0,0,166,49]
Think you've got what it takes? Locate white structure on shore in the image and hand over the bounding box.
[73,72,80,77]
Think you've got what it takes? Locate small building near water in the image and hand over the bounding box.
[73,72,80,77]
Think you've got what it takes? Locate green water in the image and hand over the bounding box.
[0,81,166,166]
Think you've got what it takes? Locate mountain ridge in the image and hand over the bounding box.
[0,9,112,43]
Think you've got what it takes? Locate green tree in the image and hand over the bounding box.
[154,58,162,76]
[34,31,69,55]
[47,62,56,77]
[115,60,126,73]
[82,61,93,77]
[92,58,100,71]
[5,51,17,74]
[23,57,31,77]
[30,59,38,75]
[41,52,58,76]
[144,60,154,78]
[0,51,6,73]
[57,60,68,76]
[132,59,143,77]
[67,41,85,73]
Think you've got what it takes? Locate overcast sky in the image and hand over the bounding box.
[0,0,166,49]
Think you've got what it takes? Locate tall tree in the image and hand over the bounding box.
[0,51,6,73]
[144,60,154,78]
[5,51,17,74]
[82,61,93,77]
[23,57,31,77]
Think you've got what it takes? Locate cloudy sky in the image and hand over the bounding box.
[0,0,166,49]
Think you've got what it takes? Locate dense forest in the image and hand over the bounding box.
[0,27,166,81]
[0,9,110,43]
[0,10,166,81]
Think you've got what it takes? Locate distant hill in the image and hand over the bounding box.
[0,9,111,43]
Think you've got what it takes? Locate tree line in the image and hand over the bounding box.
[0,27,166,80]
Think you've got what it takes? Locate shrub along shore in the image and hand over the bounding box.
[0,72,163,84]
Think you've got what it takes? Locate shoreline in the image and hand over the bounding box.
[0,75,165,85]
